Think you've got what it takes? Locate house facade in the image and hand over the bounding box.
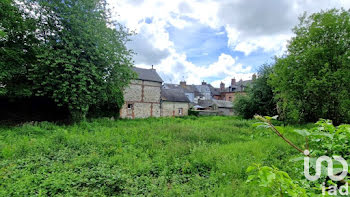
[161,88,190,117]
[121,67,190,119]
[120,67,163,119]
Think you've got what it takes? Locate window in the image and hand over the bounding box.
[178,108,183,115]
[228,97,232,101]
[127,104,133,109]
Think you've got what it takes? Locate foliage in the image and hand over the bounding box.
[246,164,308,197]
[0,0,39,97]
[303,119,350,160]
[0,0,135,121]
[28,0,134,120]
[0,116,304,196]
[270,9,350,124]
[250,116,350,196]
[233,64,277,119]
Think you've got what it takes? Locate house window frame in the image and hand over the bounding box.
[178,108,183,115]
[127,103,133,110]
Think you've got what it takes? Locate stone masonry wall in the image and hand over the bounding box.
[161,101,189,117]
[120,79,161,119]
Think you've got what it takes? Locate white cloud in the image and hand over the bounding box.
[218,0,350,55]
[230,33,291,56]
[107,0,350,87]
[155,53,253,86]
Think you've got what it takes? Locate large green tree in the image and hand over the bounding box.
[1,0,134,121]
[269,9,350,124]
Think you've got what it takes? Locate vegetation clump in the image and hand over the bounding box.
[0,116,306,196]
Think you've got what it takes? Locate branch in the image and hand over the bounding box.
[255,115,308,156]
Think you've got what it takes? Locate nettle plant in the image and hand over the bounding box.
[248,116,350,196]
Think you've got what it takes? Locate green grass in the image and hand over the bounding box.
[0,116,306,196]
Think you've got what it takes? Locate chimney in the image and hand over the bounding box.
[180,81,186,87]
[202,81,207,85]
[220,82,225,91]
[231,78,236,86]
[252,73,257,80]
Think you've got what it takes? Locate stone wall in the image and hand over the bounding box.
[120,79,162,119]
[218,108,233,116]
[161,101,189,117]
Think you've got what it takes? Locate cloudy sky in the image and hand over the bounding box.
[108,0,350,87]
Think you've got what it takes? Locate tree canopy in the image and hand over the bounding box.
[269,9,350,124]
[0,0,135,121]
[0,0,38,97]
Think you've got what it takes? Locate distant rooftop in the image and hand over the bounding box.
[221,79,253,93]
[161,88,190,103]
[132,67,163,83]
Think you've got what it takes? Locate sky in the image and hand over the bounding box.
[108,0,350,87]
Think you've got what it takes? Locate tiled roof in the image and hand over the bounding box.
[161,88,190,103]
[163,83,204,97]
[132,67,163,83]
[207,84,220,96]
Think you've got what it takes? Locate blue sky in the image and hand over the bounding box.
[168,24,233,65]
[110,0,350,87]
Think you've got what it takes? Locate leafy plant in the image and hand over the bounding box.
[251,115,350,196]
[246,164,308,197]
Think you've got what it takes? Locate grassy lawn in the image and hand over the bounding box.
[0,116,306,196]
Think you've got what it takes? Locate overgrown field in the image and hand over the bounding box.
[0,116,307,196]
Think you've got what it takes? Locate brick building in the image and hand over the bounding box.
[217,75,255,102]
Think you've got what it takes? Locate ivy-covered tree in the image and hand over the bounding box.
[269,9,350,124]
[233,64,276,119]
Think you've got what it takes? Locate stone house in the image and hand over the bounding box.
[120,67,163,119]
[161,88,190,117]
